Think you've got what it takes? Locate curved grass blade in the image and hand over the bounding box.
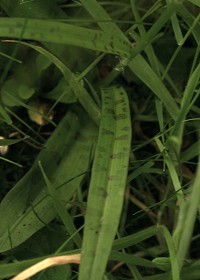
[79,86,132,280]
[0,108,97,252]
[0,250,80,279]
[0,104,12,124]
[3,40,101,126]
[0,136,29,146]
[38,161,82,248]
[160,226,180,280]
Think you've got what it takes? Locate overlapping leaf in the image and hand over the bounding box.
[0,108,97,252]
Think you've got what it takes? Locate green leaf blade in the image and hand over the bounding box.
[79,85,132,280]
[0,18,132,57]
[0,109,97,252]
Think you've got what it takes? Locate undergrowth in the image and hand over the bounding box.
[0,1,200,280]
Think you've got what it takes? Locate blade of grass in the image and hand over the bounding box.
[0,0,74,68]
[155,137,184,204]
[128,265,143,280]
[160,226,180,280]
[130,0,160,75]
[0,18,132,57]
[3,40,101,126]
[0,136,29,146]
[181,140,200,162]
[79,86,132,280]
[129,2,180,59]
[0,104,12,124]
[0,51,21,63]
[0,157,23,167]
[177,5,200,45]
[112,225,160,251]
[0,15,29,86]
[112,225,180,279]
[79,0,127,39]
[10,254,80,280]
[187,0,200,7]
[128,57,179,120]
[167,2,183,46]
[109,252,159,268]
[176,136,200,269]
[127,161,154,184]
[0,249,80,279]
[161,12,200,81]
[130,0,168,150]
[38,161,82,248]
[167,63,200,156]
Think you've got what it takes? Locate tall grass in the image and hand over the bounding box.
[0,1,200,279]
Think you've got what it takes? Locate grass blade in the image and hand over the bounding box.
[0,18,132,57]
[38,161,82,248]
[3,40,101,126]
[79,86,132,280]
[128,57,179,120]
[176,140,200,269]
[80,0,126,38]
[129,2,179,59]
[167,63,200,155]
[112,225,160,250]
[187,0,200,7]
[155,137,184,204]
[169,12,183,45]
[0,104,12,124]
[160,226,180,280]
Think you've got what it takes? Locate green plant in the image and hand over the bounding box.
[0,1,200,279]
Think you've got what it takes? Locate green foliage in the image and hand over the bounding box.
[0,1,200,280]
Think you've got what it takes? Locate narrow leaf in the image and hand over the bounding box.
[38,161,82,248]
[0,18,132,57]
[79,86,132,280]
[0,109,97,252]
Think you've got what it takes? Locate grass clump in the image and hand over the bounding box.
[0,1,200,279]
